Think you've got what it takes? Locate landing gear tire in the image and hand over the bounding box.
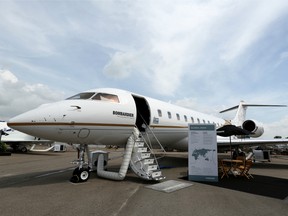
[70,175,79,183]
[21,147,28,153]
[70,168,90,183]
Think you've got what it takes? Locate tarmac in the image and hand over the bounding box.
[0,147,287,216]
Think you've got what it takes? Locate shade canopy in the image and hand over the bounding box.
[216,125,251,137]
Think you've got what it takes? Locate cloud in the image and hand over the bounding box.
[0,69,64,120]
[99,1,288,97]
[0,0,287,139]
[0,70,18,83]
[264,116,288,138]
[103,51,141,79]
[0,1,59,56]
[220,1,288,61]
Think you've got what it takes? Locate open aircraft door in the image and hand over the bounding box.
[132,95,151,132]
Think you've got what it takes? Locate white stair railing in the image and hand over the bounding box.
[129,128,165,181]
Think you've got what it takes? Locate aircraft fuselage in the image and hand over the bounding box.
[8,88,226,150]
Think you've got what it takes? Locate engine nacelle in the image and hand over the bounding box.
[242,120,264,137]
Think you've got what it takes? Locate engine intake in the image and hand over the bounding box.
[242,120,264,137]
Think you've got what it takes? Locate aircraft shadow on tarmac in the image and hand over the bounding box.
[186,175,288,200]
[158,155,288,200]
[178,160,288,201]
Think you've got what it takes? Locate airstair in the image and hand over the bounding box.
[95,127,165,182]
[129,130,166,181]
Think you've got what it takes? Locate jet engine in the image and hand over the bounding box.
[242,120,264,137]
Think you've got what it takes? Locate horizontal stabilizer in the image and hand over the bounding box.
[220,103,287,113]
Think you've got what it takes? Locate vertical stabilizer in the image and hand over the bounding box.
[232,101,247,126]
[220,101,286,126]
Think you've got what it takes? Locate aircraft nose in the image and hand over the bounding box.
[7,110,38,133]
[7,101,79,138]
[7,102,57,133]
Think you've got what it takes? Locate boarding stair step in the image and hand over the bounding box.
[144,164,158,171]
[135,147,148,153]
[132,156,154,164]
[151,171,166,181]
[134,141,144,147]
[129,129,165,181]
[143,158,154,165]
[140,153,151,159]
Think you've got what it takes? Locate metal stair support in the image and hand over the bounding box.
[129,128,166,181]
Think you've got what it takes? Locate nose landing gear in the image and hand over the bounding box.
[70,167,90,183]
[70,144,91,183]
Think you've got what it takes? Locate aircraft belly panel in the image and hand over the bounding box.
[55,125,134,145]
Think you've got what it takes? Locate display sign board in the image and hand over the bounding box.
[188,124,218,182]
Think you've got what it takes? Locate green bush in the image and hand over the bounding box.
[0,142,8,152]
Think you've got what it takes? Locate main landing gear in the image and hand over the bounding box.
[70,144,92,183]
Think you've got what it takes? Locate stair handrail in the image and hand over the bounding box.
[135,113,166,160]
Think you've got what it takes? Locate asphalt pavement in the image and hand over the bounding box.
[0,148,287,216]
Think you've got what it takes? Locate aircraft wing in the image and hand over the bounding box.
[217,137,288,146]
[29,144,55,152]
[1,130,53,144]
[1,129,54,153]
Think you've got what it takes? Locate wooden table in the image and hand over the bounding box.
[221,159,243,177]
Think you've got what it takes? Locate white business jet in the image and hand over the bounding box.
[7,88,287,182]
[0,121,55,152]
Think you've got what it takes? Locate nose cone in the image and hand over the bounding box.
[8,108,43,134]
[8,110,35,125]
[7,102,61,137]
[7,100,83,142]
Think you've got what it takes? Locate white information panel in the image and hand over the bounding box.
[188,124,218,182]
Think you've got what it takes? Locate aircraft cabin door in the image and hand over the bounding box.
[132,95,151,132]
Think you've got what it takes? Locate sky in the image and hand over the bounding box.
[0,0,288,139]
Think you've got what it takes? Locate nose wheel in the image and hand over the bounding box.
[70,144,92,183]
[70,167,90,183]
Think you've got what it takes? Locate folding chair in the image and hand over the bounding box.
[238,159,254,179]
[219,159,230,179]
[236,156,245,165]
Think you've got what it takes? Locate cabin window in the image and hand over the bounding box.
[66,92,96,100]
[92,93,119,103]
[191,117,194,123]
[158,109,162,117]
[176,113,180,120]
[184,115,187,122]
[168,111,172,119]
[197,118,200,123]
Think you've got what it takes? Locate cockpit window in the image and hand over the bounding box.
[66,92,120,103]
[66,92,96,100]
[92,93,119,103]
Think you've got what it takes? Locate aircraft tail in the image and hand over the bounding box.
[220,101,287,126]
